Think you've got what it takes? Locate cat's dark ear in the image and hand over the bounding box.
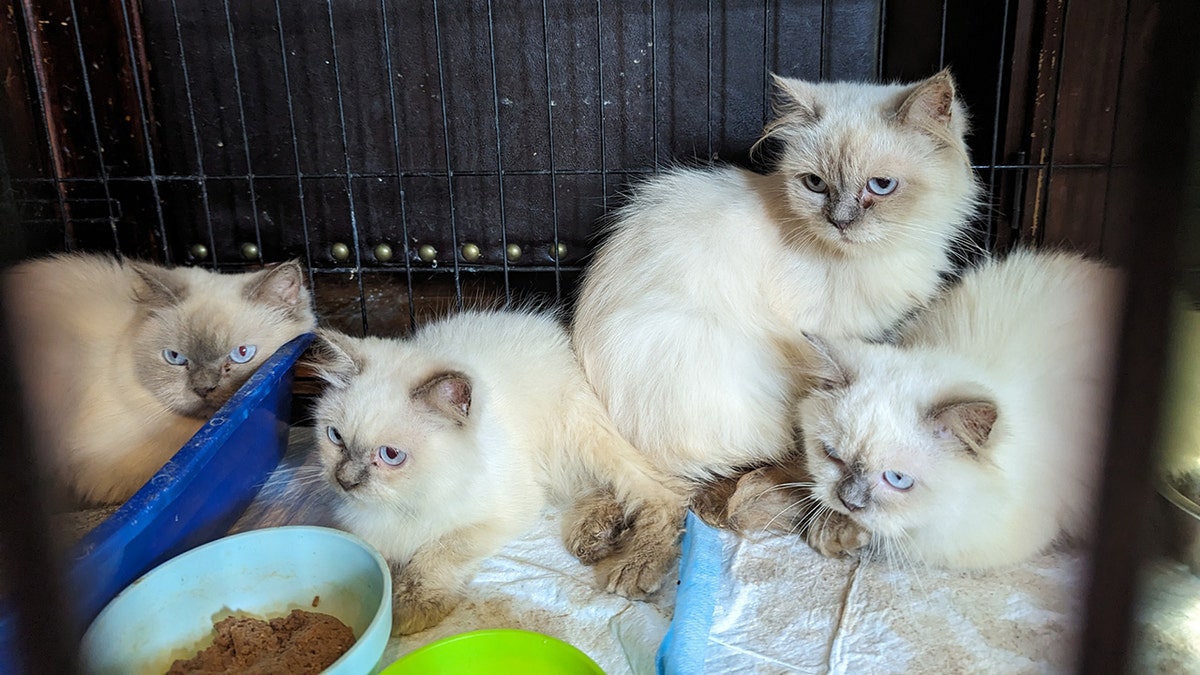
[129,261,187,307]
[897,69,958,130]
[798,332,851,391]
[306,329,362,388]
[247,260,309,310]
[769,74,821,126]
[413,371,472,426]
[927,398,998,455]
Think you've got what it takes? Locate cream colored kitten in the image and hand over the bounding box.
[3,254,316,505]
[794,250,1123,569]
[306,310,684,635]
[572,70,981,481]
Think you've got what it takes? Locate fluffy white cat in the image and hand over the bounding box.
[3,254,316,505]
[306,310,684,635]
[572,70,981,481]
[796,250,1124,568]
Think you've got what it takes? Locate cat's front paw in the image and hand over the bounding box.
[602,546,676,599]
[688,474,741,528]
[563,490,628,565]
[724,467,805,535]
[805,510,871,559]
[391,581,462,635]
[599,503,682,599]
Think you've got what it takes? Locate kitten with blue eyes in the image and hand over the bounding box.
[306,310,685,635]
[572,70,981,486]
[3,254,315,505]
[788,250,1123,568]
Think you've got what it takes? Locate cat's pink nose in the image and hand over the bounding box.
[192,384,217,398]
[839,495,864,512]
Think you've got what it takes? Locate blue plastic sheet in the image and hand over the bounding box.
[656,511,725,675]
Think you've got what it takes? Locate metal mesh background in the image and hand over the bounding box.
[1,0,1127,334]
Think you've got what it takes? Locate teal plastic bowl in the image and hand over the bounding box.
[381,629,606,674]
[78,526,392,675]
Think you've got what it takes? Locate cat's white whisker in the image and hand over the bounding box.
[793,500,828,538]
[755,480,815,498]
[761,498,806,533]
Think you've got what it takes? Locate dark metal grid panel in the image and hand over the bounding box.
[4,0,1101,336]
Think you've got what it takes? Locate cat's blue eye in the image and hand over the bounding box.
[162,349,188,366]
[229,344,257,364]
[822,442,840,461]
[867,177,898,196]
[378,445,408,467]
[883,470,914,490]
[801,173,828,193]
[326,426,344,446]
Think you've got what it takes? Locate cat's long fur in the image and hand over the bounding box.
[306,309,685,635]
[572,71,981,481]
[796,250,1123,568]
[3,254,315,505]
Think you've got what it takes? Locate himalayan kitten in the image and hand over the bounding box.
[572,69,981,483]
[3,254,316,505]
[306,310,685,636]
[790,250,1123,568]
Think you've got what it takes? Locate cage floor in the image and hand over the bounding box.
[230,427,1200,674]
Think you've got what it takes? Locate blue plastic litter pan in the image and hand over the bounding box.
[0,332,315,670]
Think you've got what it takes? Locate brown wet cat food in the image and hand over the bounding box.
[166,609,355,675]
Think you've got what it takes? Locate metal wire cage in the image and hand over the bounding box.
[0,0,1140,335]
[0,0,1193,672]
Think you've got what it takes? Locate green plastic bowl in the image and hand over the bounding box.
[381,629,606,675]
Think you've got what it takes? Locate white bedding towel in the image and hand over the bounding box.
[235,430,1199,674]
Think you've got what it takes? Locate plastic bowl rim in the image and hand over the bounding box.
[386,627,605,673]
[82,524,393,671]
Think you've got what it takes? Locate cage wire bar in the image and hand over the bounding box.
[484,0,510,304]
[221,0,266,269]
[116,0,170,262]
[62,0,120,254]
[4,0,1121,336]
[430,0,464,311]
[168,0,219,269]
[272,0,317,295]
[16,5,71,247]
[380,0,418,327]
[983,0,1012,251]
[1035,0,1071,246]
[324,0,371,331]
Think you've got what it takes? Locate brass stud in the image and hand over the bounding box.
[505,243,522,262]
[461,242,481,262]
[549,242,567,260]
[189,243,209,260]
[330,242,351,262]
[374,243,393,262]
[240,242,259,260]
[418,244,437,263]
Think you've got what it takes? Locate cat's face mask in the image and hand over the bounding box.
[129,261,313,419]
